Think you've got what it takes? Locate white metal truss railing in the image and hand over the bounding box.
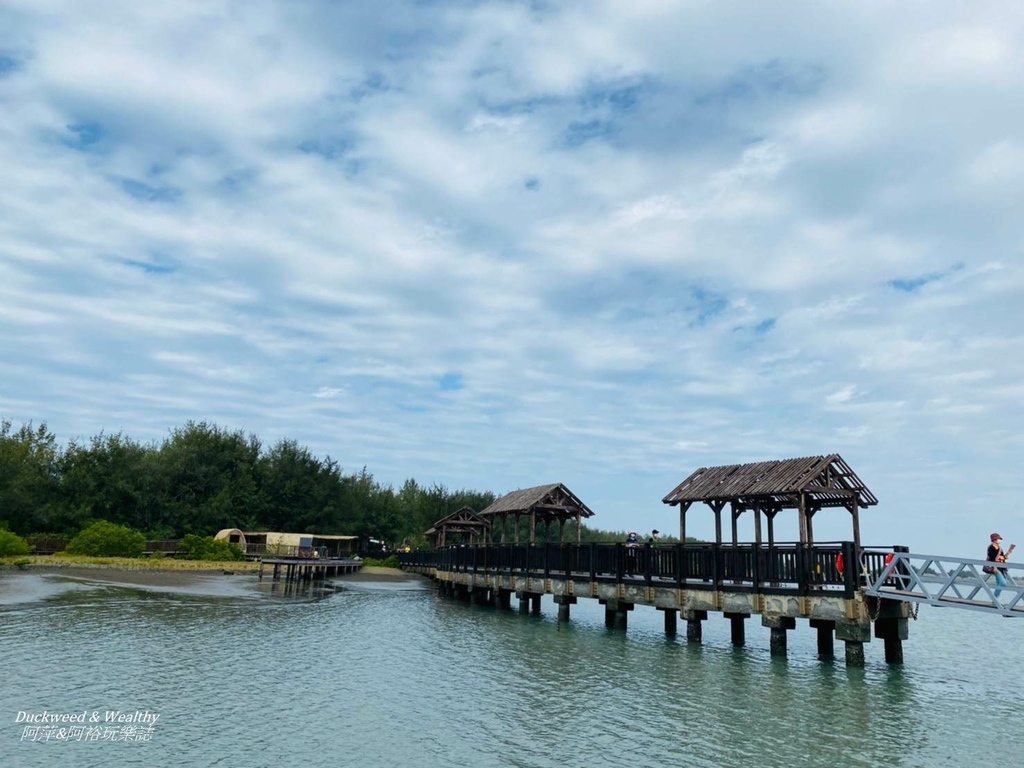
[862,551,1024,618]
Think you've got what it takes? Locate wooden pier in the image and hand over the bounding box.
[399,542,912,667]
[259,556,363,582]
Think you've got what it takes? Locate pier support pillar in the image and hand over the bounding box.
[810,619,836,660]
[660,608,677,636]
[553,595,576,623]
[471,587,493,607]
[456,584,471,603]
[497,588,512,610]
[602,600,633,630]
[844,641,865,667]
[762,615,796,657]
[517,592,530,614]
[874,617,908,665]
[725,613,748,647]
[836,620,871,668]
[531,594,542,615]
[683,610,707,643]
[769,628,787,656]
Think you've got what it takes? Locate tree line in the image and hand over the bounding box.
[0,419,655,549]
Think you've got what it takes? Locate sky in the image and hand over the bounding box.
[1,1,1022,556]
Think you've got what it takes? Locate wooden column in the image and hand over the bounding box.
[851,498,861,560]
[678,502,690,544]
[712,501,724,545]
[798,493,808,545]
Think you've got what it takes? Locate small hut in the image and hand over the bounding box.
[214,528,248,550]
[478,483,595,545]
[661,454,877,553]
[425,507,491,548]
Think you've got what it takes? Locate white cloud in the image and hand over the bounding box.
[1,1,1023,556]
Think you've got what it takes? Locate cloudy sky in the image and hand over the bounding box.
[1,1,1022,555]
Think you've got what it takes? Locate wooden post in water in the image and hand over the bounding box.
[684,610,706,643]
[725,613,748,647]
[810,619,835,660]
[554,594,575,623]
[659,608,676,636]
[602,599,632,629]
[764,615,795,657]
[874,616,908,665]
[836,620,870,667]
[845,641,865,667]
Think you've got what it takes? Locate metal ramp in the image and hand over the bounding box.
[862,551,1024,618]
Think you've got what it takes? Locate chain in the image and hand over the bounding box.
[865,596,880,622]
[908,601,919,620]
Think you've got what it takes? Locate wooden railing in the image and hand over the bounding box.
[398,542,874,598]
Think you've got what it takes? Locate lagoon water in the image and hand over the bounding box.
[2,569,1022,768]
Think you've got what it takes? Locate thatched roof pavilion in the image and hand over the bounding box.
[479,483,595,545]
[424,507,491,547]
[661,454,877,552]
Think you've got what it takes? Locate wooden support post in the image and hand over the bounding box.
[726,613,748,647]
[770,627,788,657]
[603,600,632,630]
[883,636,903,664]
[874,617,908,665]
[661,608,677,636]
[531,594,541,615]
[518,592,530,614]
[497,588,512,610]
[553,595,575,623]
[845,641,865,667]
[684,610,706,643]
[764,615,795,657]
[810,619,835,660]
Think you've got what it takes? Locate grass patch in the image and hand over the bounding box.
[7,554,260,573]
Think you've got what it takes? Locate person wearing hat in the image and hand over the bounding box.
[648,529,660,544]
[625,531,639,548]
[986,533,1009,597]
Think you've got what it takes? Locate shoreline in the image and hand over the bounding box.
[0,556,419,583]
[1,555,262,573]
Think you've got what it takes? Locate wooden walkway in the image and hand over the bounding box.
[259,557,362,582]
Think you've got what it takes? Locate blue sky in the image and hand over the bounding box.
[1,1,1022,556]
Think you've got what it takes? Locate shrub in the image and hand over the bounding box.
[178,534,245,561]
[363,555,400,569]
[66,521,146,558]
[0,529,31,557]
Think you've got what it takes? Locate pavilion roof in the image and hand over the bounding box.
[479,483,595,520]
[661,454,877,510]
[424,507,490,536]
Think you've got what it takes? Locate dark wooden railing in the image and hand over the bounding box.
[255,544,356,560]
[398,541,872,598]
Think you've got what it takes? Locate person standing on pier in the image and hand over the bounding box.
[986,533,1009,597]
[625,531,639,574]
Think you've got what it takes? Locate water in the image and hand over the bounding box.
[2,569,1022,768]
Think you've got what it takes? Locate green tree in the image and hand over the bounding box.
[0,420,63,534]
[60,432,154,532]
[66,521,146,557]
[155,422,265,536]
